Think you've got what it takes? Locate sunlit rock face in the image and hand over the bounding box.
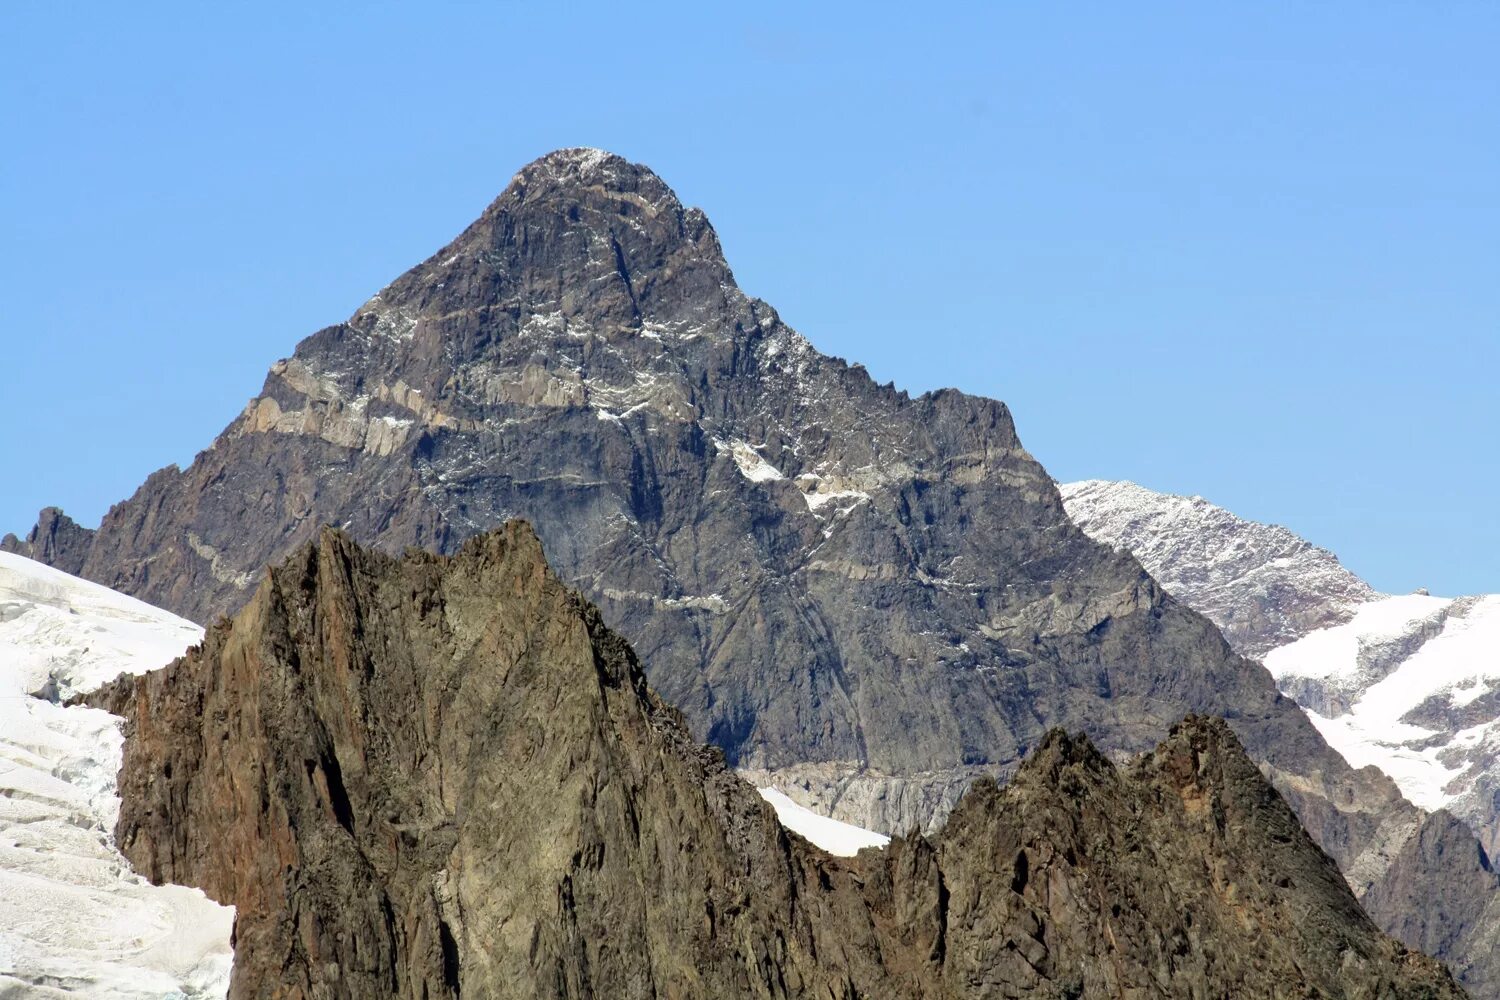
[1059,479,1377,659]
[92,524,1463,999]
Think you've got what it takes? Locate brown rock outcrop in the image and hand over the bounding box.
[1,506,94,576]
[93,525,1464,998]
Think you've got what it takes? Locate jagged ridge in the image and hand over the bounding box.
[91,524,1463,998]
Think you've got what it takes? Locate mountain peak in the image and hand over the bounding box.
[515,145,640,184]
[480,146,695,240]
[0,505,95,577]
[331,147,736,367]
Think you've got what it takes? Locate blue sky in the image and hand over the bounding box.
[2,3,1496,595]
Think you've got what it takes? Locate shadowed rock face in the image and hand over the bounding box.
[1363,811,1500,994]
[6,151,1413,866]
[91,524,1463,999]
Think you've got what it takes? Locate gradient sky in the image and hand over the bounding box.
[3,3,1496,595]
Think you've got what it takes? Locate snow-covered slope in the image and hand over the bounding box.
[1059,480,1375,657]
[0,552,233,998]
[1060,480,1500,857]
[1267,595,1500,821]
[756,788,890,856]
[0,551,204,699]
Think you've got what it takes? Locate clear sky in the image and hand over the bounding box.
[3,3,1496,595]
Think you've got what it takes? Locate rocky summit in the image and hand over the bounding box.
[90,524,1463,999]
[3,149,1479,984]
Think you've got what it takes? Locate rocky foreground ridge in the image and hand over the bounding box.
[88,524,1463,999]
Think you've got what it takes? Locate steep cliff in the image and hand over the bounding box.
[92,524,1463,999]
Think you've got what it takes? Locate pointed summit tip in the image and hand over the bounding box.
[466,146,700,238]
[508,147,670,197]
[526,146,630,175]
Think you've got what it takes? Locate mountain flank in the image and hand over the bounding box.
[1058,479,1377,658]
[88,524,1464,999]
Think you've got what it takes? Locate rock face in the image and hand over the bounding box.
[1059,480,1376,658]
[2,506,95,578]
[1363,810,1500,995]
[92,524,1463,999]
[9,150,1419,877]
[1060,477,1500,996]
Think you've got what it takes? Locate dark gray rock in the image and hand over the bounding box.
[1363,810,1500,996]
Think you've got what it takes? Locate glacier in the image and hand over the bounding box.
[0,552,233,999]
[756,788,891,856]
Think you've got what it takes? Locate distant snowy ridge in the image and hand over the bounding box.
[0,552,233,998]
[1059,480,1500,857]
[1059,480,1375,657]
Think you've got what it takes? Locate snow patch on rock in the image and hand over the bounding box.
[717,439,785,483]
[757,788,890,856]
[1269,594,1500,815]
